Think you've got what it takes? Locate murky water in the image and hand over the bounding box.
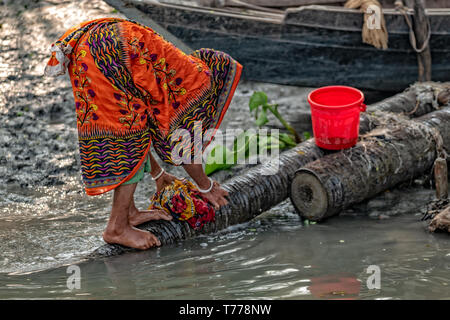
[1,185,449,299]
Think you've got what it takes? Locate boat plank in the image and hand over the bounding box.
[132,0,283,38]
[211,0,346,6]
[285,6,450,34]
[165,25,428,90]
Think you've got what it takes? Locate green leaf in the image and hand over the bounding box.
[255,108,269,127]
[249,91,268,111]
[303,131,312,140]
[233,131,259,160]
[258,135,281,153]
[207,144,235,164]
[233,131,250,154]
[205,162,234,176]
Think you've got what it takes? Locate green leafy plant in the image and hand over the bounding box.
[249,91,302,144]
[205,144,235,176]
[205,91,305,175]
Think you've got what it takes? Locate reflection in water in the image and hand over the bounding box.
[308,274,360,300]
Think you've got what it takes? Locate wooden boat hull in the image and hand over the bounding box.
[109,0,450,91]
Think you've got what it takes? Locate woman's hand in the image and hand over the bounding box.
[201,180,229,210]
[155,171,178,193]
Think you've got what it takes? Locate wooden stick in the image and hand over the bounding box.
[434,157,448,200]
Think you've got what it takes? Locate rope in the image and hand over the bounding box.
[394,0,431,53]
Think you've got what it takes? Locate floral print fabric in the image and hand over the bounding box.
[149,179,215,230]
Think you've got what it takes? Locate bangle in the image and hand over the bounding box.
[196,178,214,193]
[151,168,165,181]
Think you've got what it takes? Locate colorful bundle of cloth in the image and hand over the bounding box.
[149,179,215,230]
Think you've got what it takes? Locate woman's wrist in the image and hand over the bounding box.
[194,175,212,190]
[151,168,165,181]
[182,163,212,191]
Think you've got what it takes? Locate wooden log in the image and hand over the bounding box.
[91,83,447,257]
[362,81,443,116]
[422,198,449,220]
[428,204,450,233]
[290,108,450,221]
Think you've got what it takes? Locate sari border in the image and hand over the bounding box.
[204,58,243,149]
[84,140,152,196]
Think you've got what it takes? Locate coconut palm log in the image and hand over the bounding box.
[290,108,450,222]
[92,82,448,257]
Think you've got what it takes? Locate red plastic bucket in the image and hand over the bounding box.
[307,86,366,150]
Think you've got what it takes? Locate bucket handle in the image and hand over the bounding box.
[360,103,367,112]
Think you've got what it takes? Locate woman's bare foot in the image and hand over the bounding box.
[128,205,173,227]
[103,225,161,250]
[104,183,161,250]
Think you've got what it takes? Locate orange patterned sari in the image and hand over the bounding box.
[45,18,242,195]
